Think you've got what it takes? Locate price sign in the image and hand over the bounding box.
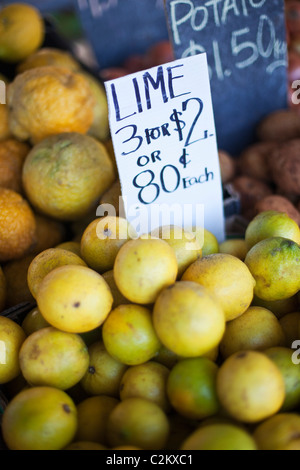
[76,0,169,68]
[164,0,288,156]
[105,54,225,241]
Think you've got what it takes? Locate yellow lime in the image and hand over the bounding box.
[264,346,300,412]
[219,306,286,358]
[245,210,300,250]
[36,265,113,333]
[182,253,255,321]
[119,361,171,412]
[244,237,300,301]
[27,247,87,299]
[80,340,127,397]
[1,386,77,450]
[106,397,170,450]
[216,350,285,423]
[0,3,44,63]
[75,395,119,445]
[180,423,257,450]
[0,315,26,384]
[21,307,50,336]
[113,238,178,304]
[153,281,225,357]
[166,357,220,420]
[218,238,248,260]
[19,326,89,390]
[102,304,161,365]
[253,413,300,450]
[80,216,135,273]
[150,225,201,278]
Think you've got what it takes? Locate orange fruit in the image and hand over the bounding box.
[0,104,11,141]
[167,357,220,420]
[0,138,30,193]
[0,3,45,63]
[106,397,170,450]
[27,247,87,299]
[8,66,95,144]
[2,253,35,307]
[102,304,161,365]
[1,386,77,450]
[36,264,113,333]
[30,213,67,256]
[80,216,135,273]
[0,187,36,263]
[22,132,115,221]
[17,47,81,74]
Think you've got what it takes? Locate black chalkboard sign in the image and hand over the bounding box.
[164,0,288,156]
[75,0,169,69]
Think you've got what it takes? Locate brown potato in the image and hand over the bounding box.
[269,139,300,196]
[275,188,299,205]
[256,109,300,142]
[231,175,273,220]
[218,150,236,183]
[237,141,277,183]
[254,195,300,226]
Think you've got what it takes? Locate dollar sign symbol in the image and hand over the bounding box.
[170,109,185,142]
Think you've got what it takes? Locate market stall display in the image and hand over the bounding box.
[0,1,299,452]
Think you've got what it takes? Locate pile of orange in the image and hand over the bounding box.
[0,1,299,453]
[0,2,116,310]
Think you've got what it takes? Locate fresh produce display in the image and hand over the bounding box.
[0,1,299,452]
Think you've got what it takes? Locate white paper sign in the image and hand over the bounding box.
[104,53,225,242]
